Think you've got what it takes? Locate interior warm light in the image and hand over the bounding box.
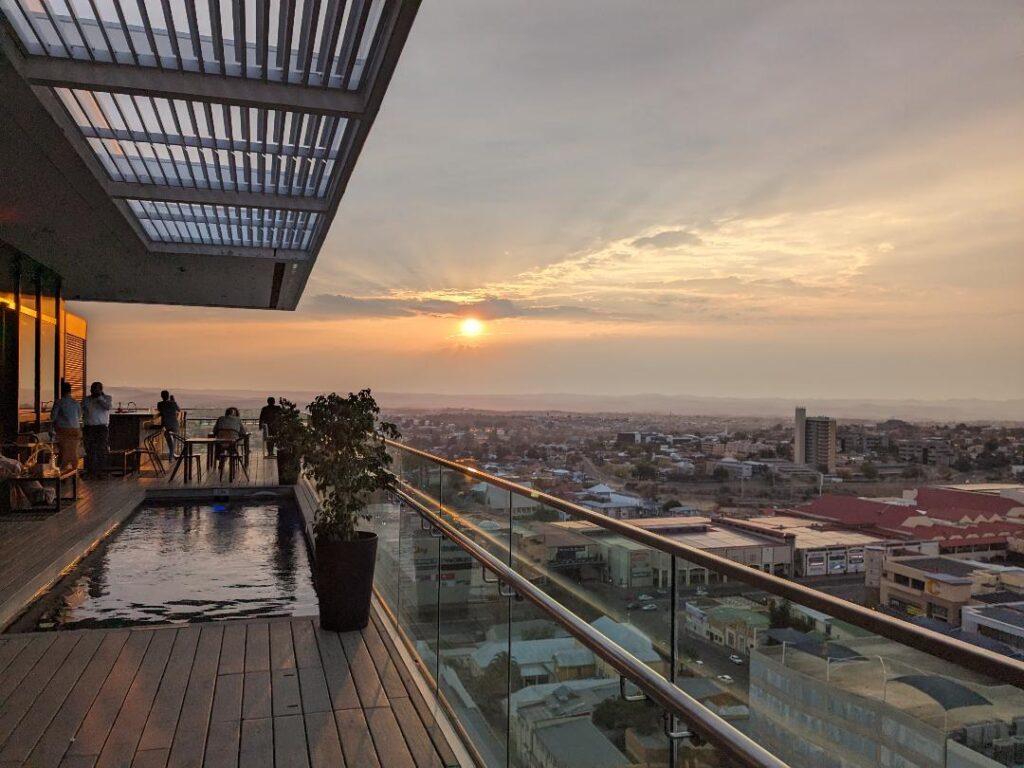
[460,317,484,337]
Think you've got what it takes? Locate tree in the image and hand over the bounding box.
[711,466,730,482]
[592,697,661,736]
[861,462,879,480]
[302,390,400,542]
[632,462,658,481]
[768,600,815,633]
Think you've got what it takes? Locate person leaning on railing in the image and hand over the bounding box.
[50,381,82,471]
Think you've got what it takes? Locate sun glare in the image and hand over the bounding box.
[460,317,484,337]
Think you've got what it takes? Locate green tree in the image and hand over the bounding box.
[592,697,662,736]
[861,462,879,480]
[632,462,658,481]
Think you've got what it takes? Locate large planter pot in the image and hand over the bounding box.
[315,531,378,631]
[276,450,300,485]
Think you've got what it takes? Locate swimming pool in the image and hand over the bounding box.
[20,500,317,631]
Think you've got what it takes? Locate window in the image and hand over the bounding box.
[17,310,36,425]
[911,579,926,591]
[894,573,910,587]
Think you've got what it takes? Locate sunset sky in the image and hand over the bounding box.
[79,1,1024,401]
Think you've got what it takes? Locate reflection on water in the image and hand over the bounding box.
[37,502,317,630]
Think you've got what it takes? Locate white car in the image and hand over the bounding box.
[640,603,658,611]
[729,654,745,665]
[638,594,654,601]
[717,674,734,684]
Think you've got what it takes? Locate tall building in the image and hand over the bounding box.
[794,407,836,473]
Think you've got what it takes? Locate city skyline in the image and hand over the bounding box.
[77,1,1023,400]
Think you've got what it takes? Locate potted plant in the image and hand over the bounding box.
[273,398,305,485]
[302,389,399,631]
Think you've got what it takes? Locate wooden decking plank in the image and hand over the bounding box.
[210,674,243,723]
[334,710,381,768]
[96,628,176,768]
[67,630,154,758]
[312,629,360,711]
[0,633,58,708]
[244,623,270,673]
[202,720,239,768]
[269,621,296,670]
[361,620,408,701]
[241,671,272,720]
[59,755,97,767]
[291,620,320,669]
[166,624,223,768]
[137,627,200,752]
[296,667,332,714]
[0,632,104,764]
[370,613,460,768]
[271,669,303,718]
[26,631,131,767]
[238,719,272,768]
[390,697,447,768]
[0,635,30,677]
[337,631,388,710]
[0,632,81,745]
[364,706,416,768]
[218,624,246,676]
[303,711,344,768]
[129,748,168,768]
[272,715,309,768]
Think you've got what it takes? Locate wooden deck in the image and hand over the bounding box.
[0,612,462,768]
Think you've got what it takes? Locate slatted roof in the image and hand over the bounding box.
[0,0,417,300]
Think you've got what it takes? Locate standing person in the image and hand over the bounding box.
[82,381,113,478]
[157,390,180,461]
[258,397,283,457]
[50,382,82,470]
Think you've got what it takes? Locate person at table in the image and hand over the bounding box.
[50,381,82,470]
[213,407,247,471]
[82,381,113,478]
[258,397,283,457]
[157,390,180,461]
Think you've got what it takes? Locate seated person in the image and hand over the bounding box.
[213,407,247,465]
[213,407,247,442]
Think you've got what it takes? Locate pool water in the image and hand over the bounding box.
[30,501,317,630]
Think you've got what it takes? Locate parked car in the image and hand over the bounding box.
[641,603,658,611]
[626,602,640,610]
[729,654,745,665]
[717,674,734,684]
[655,589,669,597]
[638,594,654,601]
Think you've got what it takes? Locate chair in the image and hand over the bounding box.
[167,432,201,483]
[132,428,167,476]
[215,433,249,483]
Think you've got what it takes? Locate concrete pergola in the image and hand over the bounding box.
[0,0,419,309]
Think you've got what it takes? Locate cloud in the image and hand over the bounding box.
[631,229,703,249]
[305,293,629,321]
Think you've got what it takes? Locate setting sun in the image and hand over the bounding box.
[459,317,484,337]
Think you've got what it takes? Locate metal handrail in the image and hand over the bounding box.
[387,439,1024,686]
[393,486,791,768]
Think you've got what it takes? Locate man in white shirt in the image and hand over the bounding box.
[82,381,113,478]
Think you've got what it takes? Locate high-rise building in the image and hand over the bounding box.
[794,407,807,465]
[794,407,836,473]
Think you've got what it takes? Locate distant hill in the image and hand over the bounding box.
[105,386,1024,424]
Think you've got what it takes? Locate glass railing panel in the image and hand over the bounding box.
[365,492,401,610]
[671,552,1024,768]
[393,446,442,515]
[507,492,676,689]
[437,535,512,767]
[436,464,513,563]
[506,592,692,768]
[396,496,441,692]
